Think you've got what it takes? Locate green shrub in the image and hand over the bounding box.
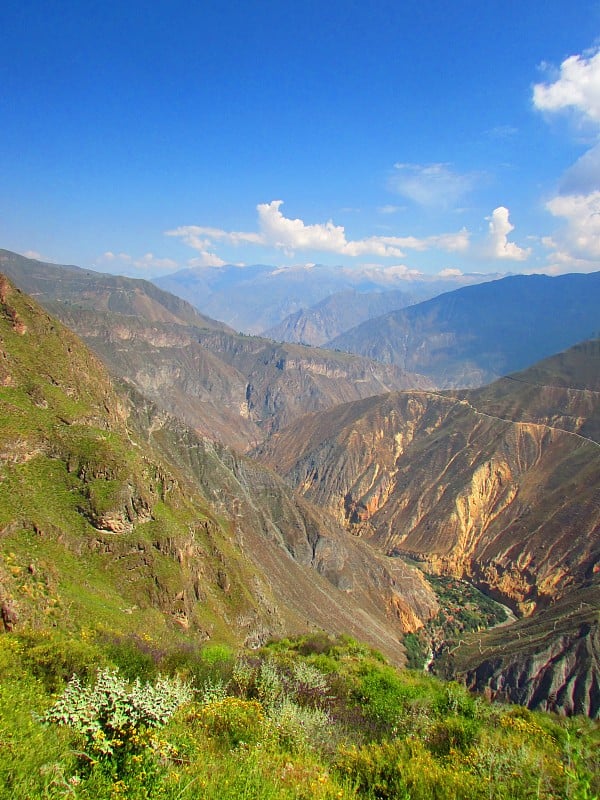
[256,657,285,710]
[200,642,235,667]
[101,633,160,681]
[354,662,413,730]
[427,715,480,755]
[337,741,410,799]
[194,697,267,748]
[270,698,331,754]
[41,667,193,761]
[403,632,427,670]
[19,631,107,692]
[434,681,478,719]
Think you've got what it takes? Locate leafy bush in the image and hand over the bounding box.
[19,631,106,692]
[403,632,427,670]
[256,657,285,710]
[195,697,267,748]
[270,698,331,754]
[426,715,480,755]
[41,667,193,760]
[354,661,414,731]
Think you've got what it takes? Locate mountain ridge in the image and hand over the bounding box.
[2,250,430,450]
[328,272,600,387]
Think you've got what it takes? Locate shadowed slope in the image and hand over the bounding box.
[328,272,600,387]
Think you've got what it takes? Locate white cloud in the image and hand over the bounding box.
[22,249,44,260]
[533,49,600,124]
[166,200,469,261]
[187,252,227,268]
[98,251,178,271]
[136,252,178,270]
[101,251,131,263]
[165,225,263,249]
[484,207,531,261]
[438,268,463,278]
[388,162,474,208]
[257,200,353,254]
[377,204,401,214]
[429,228,470,252]
[532,46,600,270]
[542,190,600,270]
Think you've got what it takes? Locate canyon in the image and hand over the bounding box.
[0,248,599,716]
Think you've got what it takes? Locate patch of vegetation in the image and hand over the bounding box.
[403,575,509,669]
[0,631,598,799]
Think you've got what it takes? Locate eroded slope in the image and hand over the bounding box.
[258,343,600,612]
[0,275,437,662]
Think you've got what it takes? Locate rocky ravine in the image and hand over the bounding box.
[256,342,600,715]
[435,586,600,718]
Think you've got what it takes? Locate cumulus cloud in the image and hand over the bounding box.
[542,191,600,271]
[532,46,600,268]
[533,49,600,124]
[166,200,469,261]
[484,207,530,261]
[388,162,474,208]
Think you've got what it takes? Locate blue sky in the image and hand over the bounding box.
[2,1,600,280]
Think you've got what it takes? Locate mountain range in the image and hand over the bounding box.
[153,262,502,335]
[0,251,428,451]
[1,247,599,717]
[327,272,600,387]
